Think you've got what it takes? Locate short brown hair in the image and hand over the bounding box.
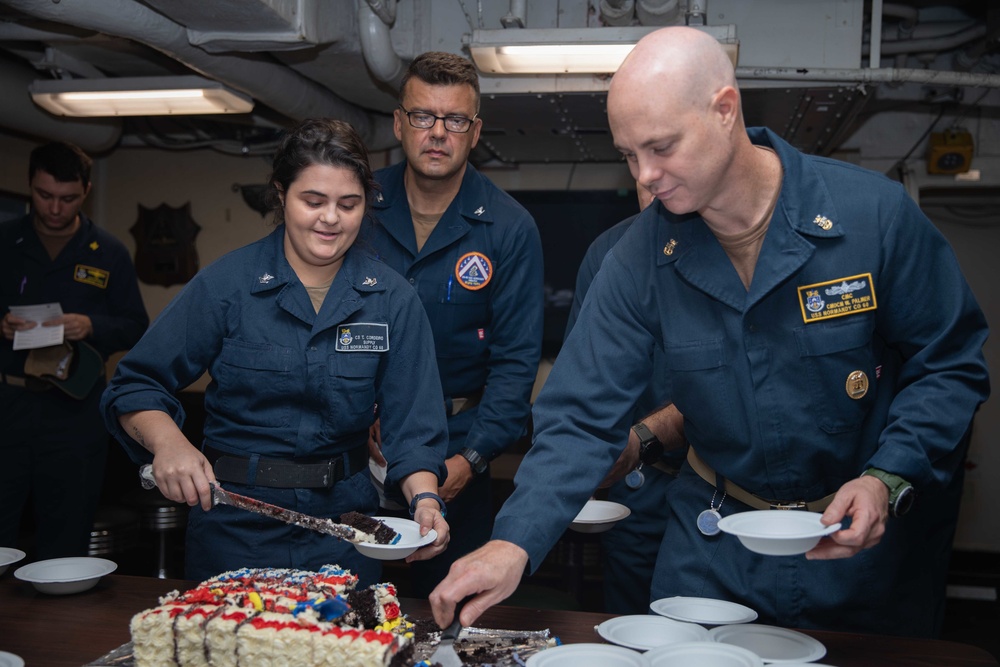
[399,51,481,112]
[265,118,376,226]
[29,142,92,188]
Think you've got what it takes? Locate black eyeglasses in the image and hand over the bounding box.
[398,105,478,133]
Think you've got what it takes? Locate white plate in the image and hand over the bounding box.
[717,511,841,556]
[14,556,117,595]
[569,500,631,534]
[352,517,436,560]
[650,597,758,625]
[526,643,650,666]
[0,547,26,576]
[0,652,25,667]
[709,624,827,664]
[596,615,709,650]
[645,641,764,667]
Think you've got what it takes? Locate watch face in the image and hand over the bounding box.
[893,486,915,517]
[639,440,664,466]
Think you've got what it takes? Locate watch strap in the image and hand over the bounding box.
[460,447,487,475]
[409,491,447,517]
[632,422,664,465]
[862,467,914,517]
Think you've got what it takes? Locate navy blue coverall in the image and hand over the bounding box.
[1,213,148,558]
[496,128,990,636]
[368,161,543,595]
[102,226,448,584]
[566,214,683,615]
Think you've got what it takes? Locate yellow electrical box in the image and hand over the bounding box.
[927,129,973,175]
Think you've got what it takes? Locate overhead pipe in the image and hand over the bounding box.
[637,0,682,26]
[357,0,405,91]
[869,0,883,68]
[736,65,1000,89]
[2,0,398,150]
[600,0,635,27]
[501,0,527,29]
[873,22,987,56]
[0,59,121,153]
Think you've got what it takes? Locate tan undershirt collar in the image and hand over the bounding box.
[303,280,333,314]
[714,147,783,291]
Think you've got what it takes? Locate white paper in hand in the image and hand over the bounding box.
[10,303,64,350]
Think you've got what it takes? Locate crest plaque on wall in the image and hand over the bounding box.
[130,202,201,287]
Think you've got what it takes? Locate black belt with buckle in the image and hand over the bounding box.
[204,440,368,489]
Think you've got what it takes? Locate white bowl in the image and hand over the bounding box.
[650,596,758,626]
[527,642,650,666]
[0,547,26,576]
[708,624,827,663]
[569,500,631,534]
[717,511,840,556]
[597,615,709,650]
[645,641,763,667]
[0,651,25,667]
[352,517,436,561]
[14,556,117,594]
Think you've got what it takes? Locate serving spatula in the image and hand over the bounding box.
[428,597,471,667]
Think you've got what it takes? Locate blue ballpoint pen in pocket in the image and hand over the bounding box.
[447,274,453,301]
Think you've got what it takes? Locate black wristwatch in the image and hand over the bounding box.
[409,491,447,517]
[862,468,916,518]
[632,422,664,466]
[459,447,487,475]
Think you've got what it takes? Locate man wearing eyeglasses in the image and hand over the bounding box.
[366,51,543,597]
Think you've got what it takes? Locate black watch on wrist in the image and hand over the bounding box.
[862,467,916,518]
[459,447,487,475]
[409,491,447,517]
[632,422,664,466]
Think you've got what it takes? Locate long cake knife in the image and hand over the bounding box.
[138,464,371,544]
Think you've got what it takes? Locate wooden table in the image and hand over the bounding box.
[0,573,996,666]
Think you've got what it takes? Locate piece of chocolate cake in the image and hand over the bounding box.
[339,511,399,544]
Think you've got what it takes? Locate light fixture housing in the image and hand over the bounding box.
[29,75,254,117]
[468,25,738,75]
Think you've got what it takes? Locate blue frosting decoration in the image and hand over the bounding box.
[291,595,350,621]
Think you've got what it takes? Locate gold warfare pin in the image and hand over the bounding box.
[846,370,869,399]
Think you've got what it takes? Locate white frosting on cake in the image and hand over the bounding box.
[130,565,408,667]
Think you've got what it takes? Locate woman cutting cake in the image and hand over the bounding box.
[101,118,450,584]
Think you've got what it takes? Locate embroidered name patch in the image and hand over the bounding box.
[798,273,877,323]
[335,322,389,352]
[74,264,109,288]
[455,251,492,291]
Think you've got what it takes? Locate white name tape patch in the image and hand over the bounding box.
[798,273,877,323]
[335,322,389,352]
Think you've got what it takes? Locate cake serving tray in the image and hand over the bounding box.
[87,625,556,667]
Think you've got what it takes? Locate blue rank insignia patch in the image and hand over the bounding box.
[335,322,389,352]
[797,273,877,323]
[74,264,110,288]
[454,251,493,291]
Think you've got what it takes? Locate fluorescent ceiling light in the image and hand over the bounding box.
[469,26,738,75]
[29,75,254,117]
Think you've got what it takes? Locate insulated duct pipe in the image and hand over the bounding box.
[358,0,405,90]
[736,65,1000,88]
[875,22,987,56]
[637,0,682,26]
[0,60,121,153]
[600,0,635,27]
[870,0,883,68]
[502,0,527,29]
[3,0,397,150]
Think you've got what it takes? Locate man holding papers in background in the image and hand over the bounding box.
[0,141,147,559]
